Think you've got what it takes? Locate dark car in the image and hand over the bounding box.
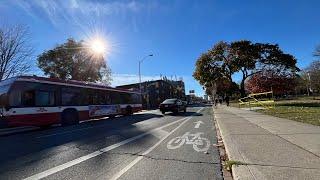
[159,98,187,114]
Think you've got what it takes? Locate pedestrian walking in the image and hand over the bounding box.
[225,96,230,106]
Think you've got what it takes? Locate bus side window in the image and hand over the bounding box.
[22,90,35,107]
[131,94,140,104]
[98,91,106,105]
[9,90,22,107]
[110,91,121,104]
[105,91,111,104]
[35,91,55,106]
[61,87,80,106]
[92,92,99,105]
[79,88,89,105]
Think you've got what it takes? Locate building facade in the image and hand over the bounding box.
[116,79,185,109]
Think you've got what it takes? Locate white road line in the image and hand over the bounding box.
[110,107,204,180]
[194,120,204,129]
[136,109,159,114]
[149,129,169,139]
[23,116,190,180]
[110,117,191,180]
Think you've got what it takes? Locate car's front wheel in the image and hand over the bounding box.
[161,110,165,115]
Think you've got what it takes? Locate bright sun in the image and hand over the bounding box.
[90,39,106,54]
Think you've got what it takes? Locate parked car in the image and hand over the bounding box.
[159,98,187,114]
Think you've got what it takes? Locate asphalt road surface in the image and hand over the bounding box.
[0,106,222,180]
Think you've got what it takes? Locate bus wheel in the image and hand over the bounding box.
[108,115,116,118]
[40,125,52,129]
[125,106,133,116]
[61,109,79,126]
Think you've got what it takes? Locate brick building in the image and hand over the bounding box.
[116,79,185,109]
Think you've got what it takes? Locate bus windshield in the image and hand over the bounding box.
[0,78,15,96]
[0,78,15,107]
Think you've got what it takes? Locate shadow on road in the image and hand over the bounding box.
[164,111,203,117]
[0,113,163,166]
[0,107,205,174]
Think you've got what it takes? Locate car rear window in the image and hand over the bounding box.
[162,99,177,104]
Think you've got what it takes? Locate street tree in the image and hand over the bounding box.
[230,41,299,97]
[193,41,235,99]
[0,25,33,80]
[37,38,111,83]
[245,70,296,96]
[314,45,320,59]
[194,40,299,98]
[207,41,235,81]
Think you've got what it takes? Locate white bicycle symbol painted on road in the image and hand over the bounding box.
[167,132,210,152]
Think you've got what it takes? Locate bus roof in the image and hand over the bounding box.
[5,76,140,94]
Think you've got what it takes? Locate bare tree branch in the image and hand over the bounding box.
[314,45,320,58]
[0,24,33,81]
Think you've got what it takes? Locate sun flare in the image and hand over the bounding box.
[90,39,106,54]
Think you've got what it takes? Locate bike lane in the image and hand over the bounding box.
[115,107,223,180]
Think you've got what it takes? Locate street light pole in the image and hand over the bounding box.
[138,54,153,106]
[139,61,142,98]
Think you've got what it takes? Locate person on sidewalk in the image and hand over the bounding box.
[219,97,223,105]
[225,96,230,106]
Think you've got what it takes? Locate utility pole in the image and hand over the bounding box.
[307,72,311,96]
[138,54,153,106]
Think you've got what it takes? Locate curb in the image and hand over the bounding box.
[212,107,233,180]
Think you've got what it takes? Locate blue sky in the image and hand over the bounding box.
[1,0,320,96]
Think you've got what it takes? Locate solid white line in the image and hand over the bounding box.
[149,129,169,139]
[23,116,190,180]
[110,117,191,180]
[110,107,204,180]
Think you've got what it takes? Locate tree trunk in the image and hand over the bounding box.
[211,81,217,100]
[240,71,246,97]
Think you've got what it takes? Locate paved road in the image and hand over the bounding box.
[0,106,222,180]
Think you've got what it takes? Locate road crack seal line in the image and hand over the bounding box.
[106,151,219,165]
[223,160,320,170]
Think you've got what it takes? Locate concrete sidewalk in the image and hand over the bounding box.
[214,106,320,180]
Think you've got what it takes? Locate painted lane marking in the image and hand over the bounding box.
[167,132,210,152]
[149,129,169,139]
[110,107,204,180]
[23,116,190,180]
[110,117,191,180]
[194,120,204,128]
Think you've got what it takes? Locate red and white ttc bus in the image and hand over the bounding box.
[0,76,142,128]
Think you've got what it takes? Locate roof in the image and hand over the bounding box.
[117,79,184,88]
[5,76,140,94]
